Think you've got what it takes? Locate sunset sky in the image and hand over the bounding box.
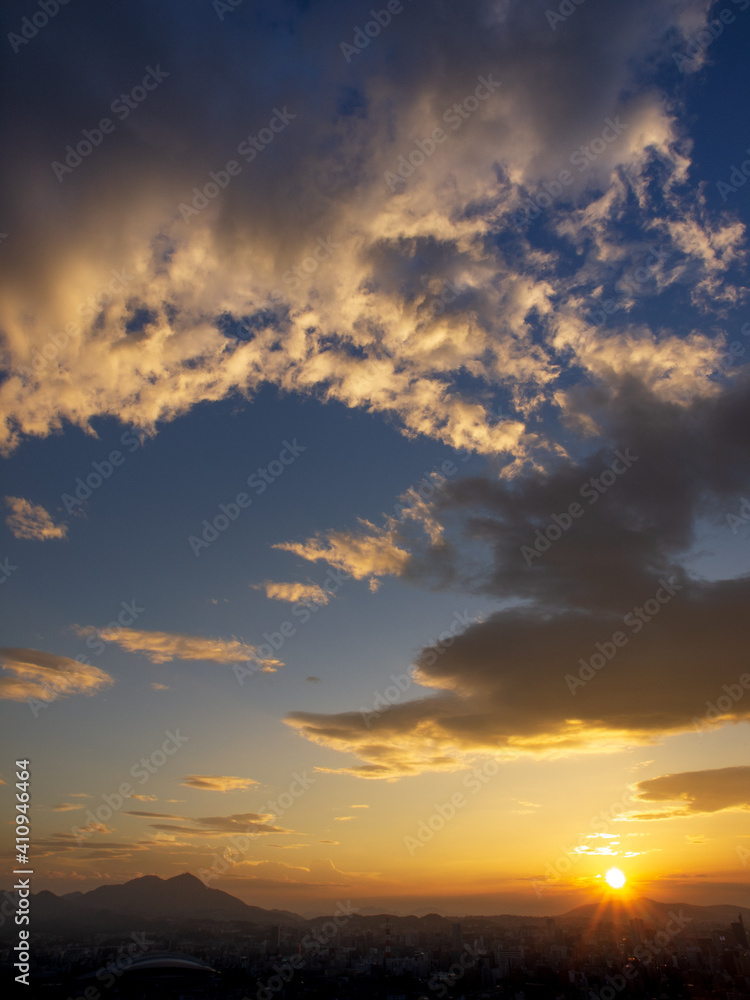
[1,0,749,917]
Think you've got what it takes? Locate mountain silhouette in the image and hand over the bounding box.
[556,895,750,927]
[3,876,747,935]
[15,873,304,930]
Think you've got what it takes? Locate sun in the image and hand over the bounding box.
[605,867,627,889]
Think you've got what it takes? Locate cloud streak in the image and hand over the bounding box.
[72,626,281,666]
[181,774,260,792]
[0,648,113,703]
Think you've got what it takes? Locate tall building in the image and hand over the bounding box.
[630,918,645,945]
[731,914,748,949]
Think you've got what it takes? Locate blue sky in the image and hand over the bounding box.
[1,0,749,915]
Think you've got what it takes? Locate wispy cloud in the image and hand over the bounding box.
[0,648,113,703]
[274,521,410,591]
[146,813,292,837]
[181,775,260,792]
[261,582,330,605]
[72,626,280,666]
[4,497,67,541]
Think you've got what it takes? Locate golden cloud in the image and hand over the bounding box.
[181,775,260,792]
[4,496,67,541]
[262,581,330,605]
[274,521,410,586]
[72,626,281,666]
[0,648,113,703]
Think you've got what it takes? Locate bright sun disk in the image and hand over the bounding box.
[605,867,626,889]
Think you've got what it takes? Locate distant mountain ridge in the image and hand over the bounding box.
[555,896,750,927]
[2,874,747,933]
[6,873,305,931]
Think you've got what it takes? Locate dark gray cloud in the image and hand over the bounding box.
[631,766,750,818]
[287,378,750,774]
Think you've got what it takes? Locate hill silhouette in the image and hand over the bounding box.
[2,875,747,935]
